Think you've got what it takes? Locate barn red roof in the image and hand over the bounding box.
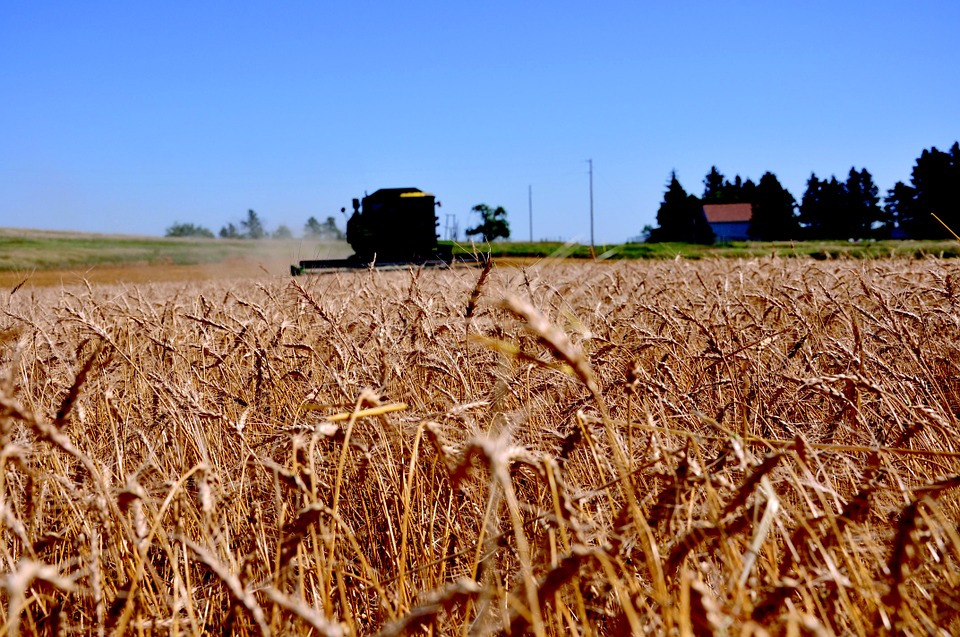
[703,203,753,223]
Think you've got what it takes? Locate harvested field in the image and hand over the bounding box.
[0,256,299,290]
[1,257,959,635]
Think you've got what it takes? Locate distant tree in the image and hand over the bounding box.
[165,222,214,238]
[893,142,960,238]
[718,174,754,204]
[304,216,344,240]
[219,222,240,239]
[725,175,746,202]
[883,181,916,238]
[702,166,726,202]
[272,224,293,239]
[799,174,842,239]
[801,167,891,240]
[465,204,510,242]
[714,176,756,205]
[801,172,873,240]
[647,172,714,244]
[241,209,265,239]
[703,168,760,205]
[739,178,757,205]
[303,217,320,239]
[798,174,823,238]
[844,167,883,238]
[304,216,323,238]
[749,172,799,240]
[321,216,344,240]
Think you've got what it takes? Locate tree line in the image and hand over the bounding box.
[167,204,512,242]
[646,142,960,243]
[166,210,344,241]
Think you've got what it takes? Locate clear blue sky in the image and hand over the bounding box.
[2,2,958,243]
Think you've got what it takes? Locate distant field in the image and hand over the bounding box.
[0,228,352,287]
[454,238,960,260]
[3,227,960,289]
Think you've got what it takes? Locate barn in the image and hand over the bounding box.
[703,203,753,242]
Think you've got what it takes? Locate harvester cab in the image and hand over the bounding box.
[345,188,448,263]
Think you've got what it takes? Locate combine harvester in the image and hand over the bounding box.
[291,188,485,275]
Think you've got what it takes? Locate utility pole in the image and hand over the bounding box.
[588,159,595,254]
[445,213,458,241]
[528,184,533,242]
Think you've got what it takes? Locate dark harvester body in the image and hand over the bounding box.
[292,188,481,274]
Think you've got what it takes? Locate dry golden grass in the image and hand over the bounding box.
[1,257,959,635]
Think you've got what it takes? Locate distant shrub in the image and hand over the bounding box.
[165,222,215,238]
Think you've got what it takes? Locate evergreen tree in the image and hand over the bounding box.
[748,172,798,240]
[304,216,323,238]
[241,209,265,239]
[806,174,846,239]
[800,172,877,240]
[895,143,960,238]
[725,175,745,202]
[883,181,916,238]
[844,168,883,239]
[822,177,849,238]
[703,172,752,204]
[647,172,714,244]
[739,178,757,206]
[703,166,726,202]
[219,222,239,239]
[799,174,826,239]
[713,175,754,204]
[322,216,344,240]
[304,215,344,240]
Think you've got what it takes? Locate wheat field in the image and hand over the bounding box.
[0,257,959,636]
